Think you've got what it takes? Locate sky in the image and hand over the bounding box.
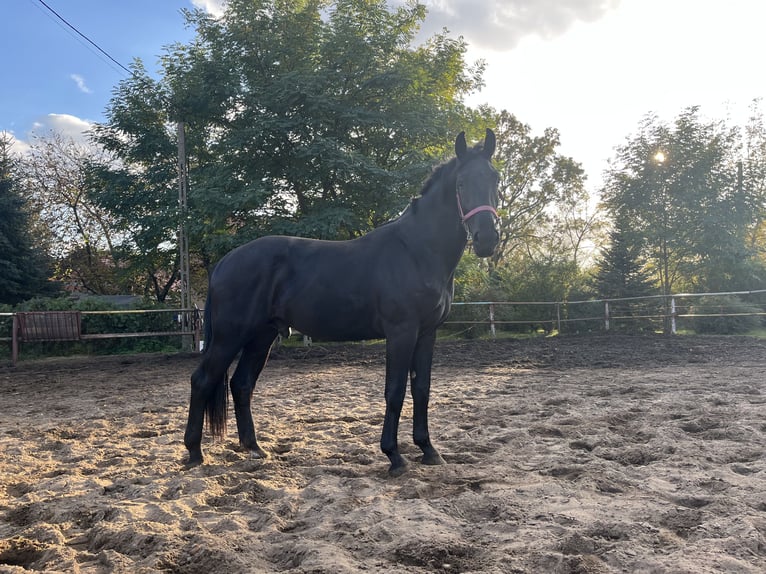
[3,0,766,188]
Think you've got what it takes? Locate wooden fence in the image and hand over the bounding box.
[1,309,201,366]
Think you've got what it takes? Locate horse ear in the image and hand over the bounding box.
[483,128,496,159]
[455,132,467,160]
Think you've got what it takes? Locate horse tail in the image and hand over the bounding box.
[206,370,228,439]
[201,291,213,355]
[201,289,228,439]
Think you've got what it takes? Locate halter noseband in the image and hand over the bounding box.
[457,194,498,224]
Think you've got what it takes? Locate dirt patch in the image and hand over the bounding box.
[1,334,765,573]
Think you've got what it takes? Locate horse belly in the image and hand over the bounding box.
[287,296,383,341]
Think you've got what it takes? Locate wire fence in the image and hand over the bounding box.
[446,289,766,337]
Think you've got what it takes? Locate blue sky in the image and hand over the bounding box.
[2,1,195,136]
[3,1,766,186]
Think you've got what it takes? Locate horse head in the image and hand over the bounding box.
[454,128,500,258]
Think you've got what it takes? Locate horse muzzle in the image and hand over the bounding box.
[472,226,499,257]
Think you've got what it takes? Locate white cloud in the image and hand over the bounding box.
[0,131,32,156]
[191,0,226,18]
[407,0,621,51]
[190,0,620,50]
[4,115,99,157]
[30,114,94,147]
[70,74,93,94]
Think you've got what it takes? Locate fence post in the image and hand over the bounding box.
[11,314,19,367]
[670,297,677,334]
[488,303,496,338]
[604,301,610,331]
[556,303,562,333]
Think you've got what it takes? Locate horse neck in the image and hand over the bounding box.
[400,165,467,274]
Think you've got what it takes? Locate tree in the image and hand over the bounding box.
[742,99,766,280]
[483,109,592,270]
[450,107,601,314]
[453,108,598,308]
[91,0,484,291]
[602,107,755,296]
[593,214,655,300]
[88,58,182,302]
[0,135,59,304]
[20,132,128,295]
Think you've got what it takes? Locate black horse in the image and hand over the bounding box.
[184,129,500,476]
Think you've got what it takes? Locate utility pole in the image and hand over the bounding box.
[177,121,193,350]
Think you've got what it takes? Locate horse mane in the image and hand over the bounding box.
[409,141,487,213]
[419,141,487,197]
[419,158,456,197]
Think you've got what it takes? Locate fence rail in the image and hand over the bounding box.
[3,289,766,364]
[447,289,766,336]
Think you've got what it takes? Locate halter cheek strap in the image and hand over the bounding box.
[457,195,498,223]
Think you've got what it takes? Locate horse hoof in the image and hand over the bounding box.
[422,453,445,466]
[388,463,408,478]
[421,448,446,466]
[387,456,409,477]
[249,448,268,460]
[184,456,203,469]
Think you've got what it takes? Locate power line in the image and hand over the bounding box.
[33,0,133,77]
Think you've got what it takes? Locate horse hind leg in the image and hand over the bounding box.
[184,345,238,467]
[230,329,277,459]
[380,331,420,476]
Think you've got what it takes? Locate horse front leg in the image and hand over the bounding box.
[230,331,276,459]
[410,329,445,466]
[380,332,417,476]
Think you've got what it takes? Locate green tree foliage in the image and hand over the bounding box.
[91,0,484,288]
[591,215,658,330]
[742,99,766,275]
[601,107,760,296]
[0,136,59,304]
[686,295,762,335]
[593,215,655,300]
[88,59,181,301]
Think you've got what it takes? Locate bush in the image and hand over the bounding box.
[686,296,763,335]
[442,303,489,339]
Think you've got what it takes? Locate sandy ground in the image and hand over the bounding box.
[0,334,764,573]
